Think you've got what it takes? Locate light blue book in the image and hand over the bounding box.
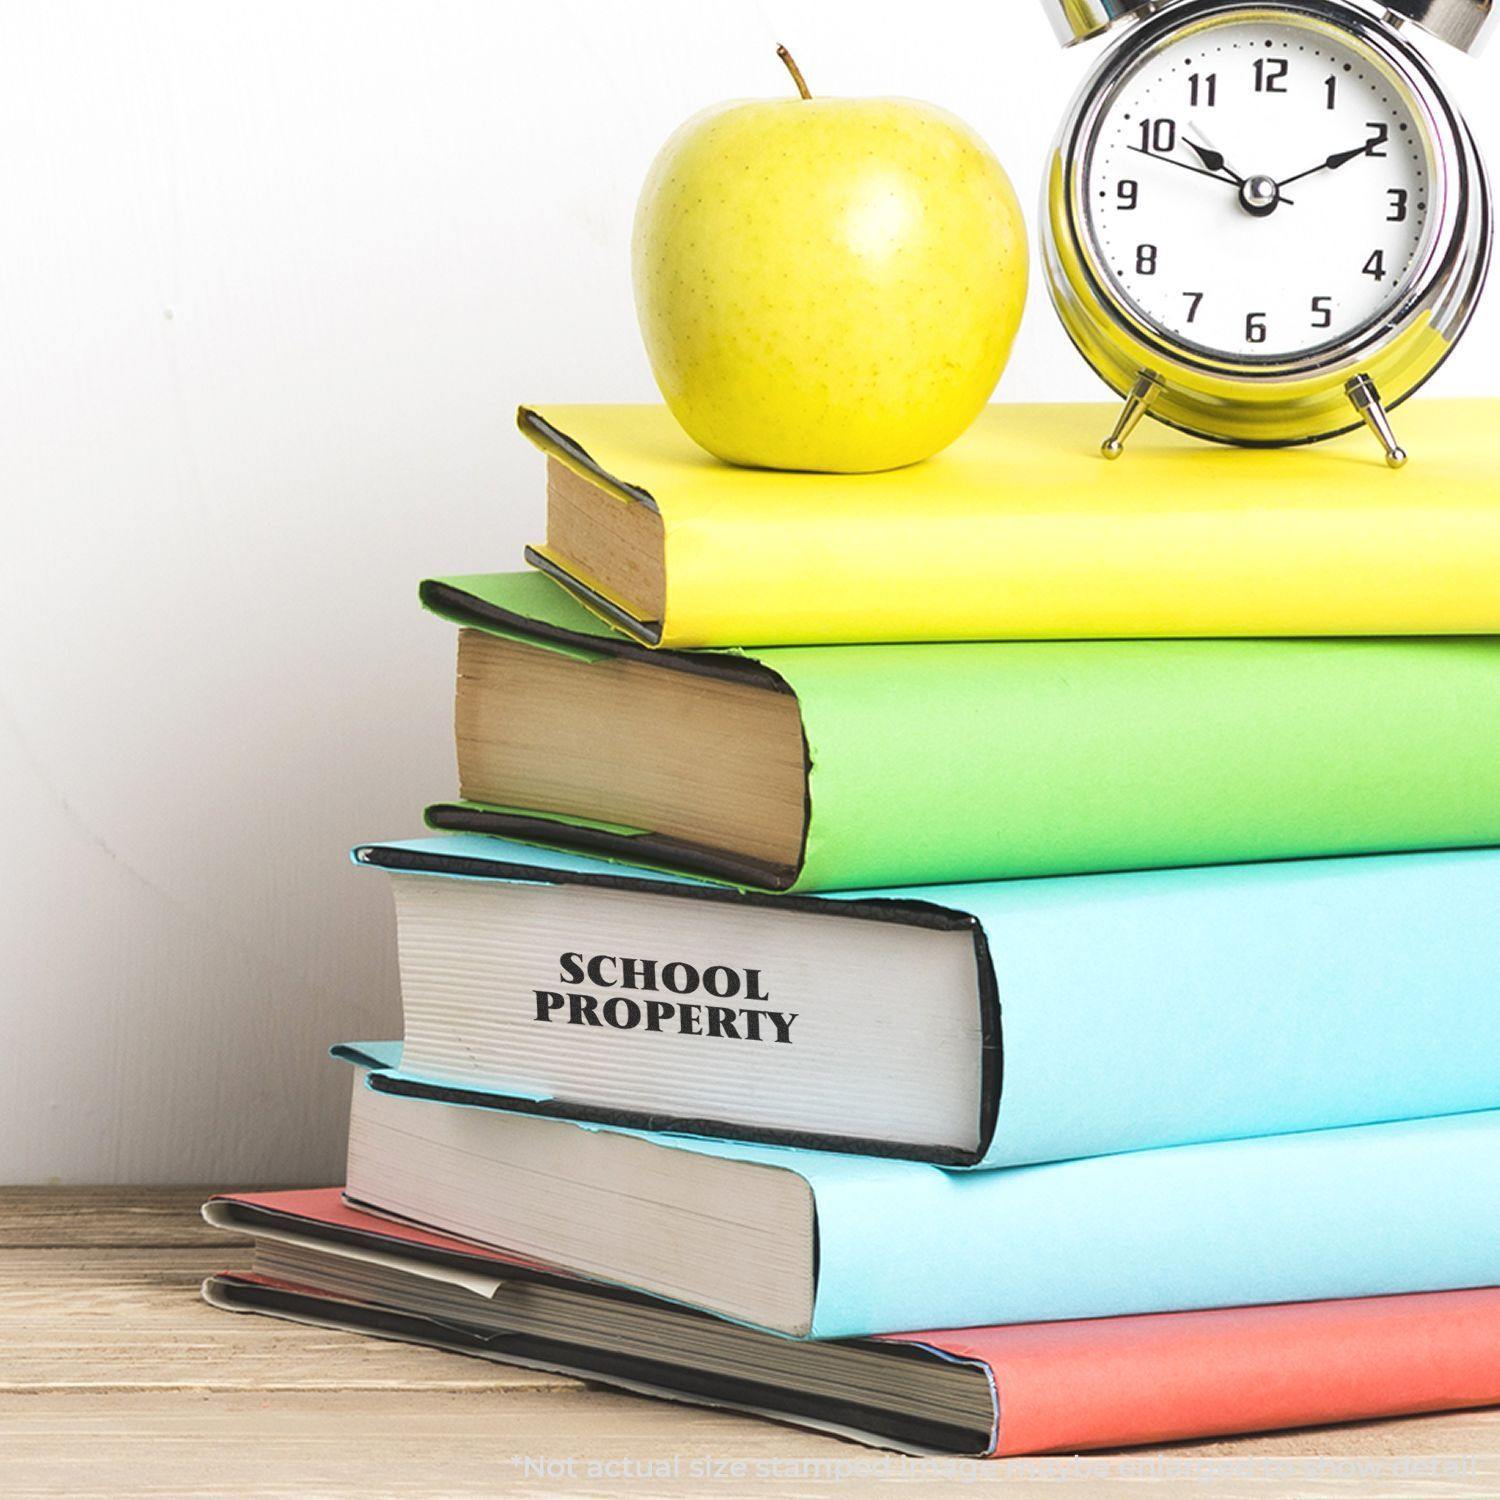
[338,1042,1500,1338]
[352,835,1500,1168]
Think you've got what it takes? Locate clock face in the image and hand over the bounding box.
[1081,12,1439,361]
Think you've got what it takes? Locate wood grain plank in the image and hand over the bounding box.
[2,1390,1497,1500]
[0,1185,238,1248]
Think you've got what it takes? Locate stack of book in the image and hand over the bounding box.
[206,401,1500,1457]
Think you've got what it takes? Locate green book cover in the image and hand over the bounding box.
[422,571,1500,892]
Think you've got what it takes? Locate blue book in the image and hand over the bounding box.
[352,835,1500,1167]
[338,1042,1500,1338]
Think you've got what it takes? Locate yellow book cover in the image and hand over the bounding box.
[520,400,1500,648]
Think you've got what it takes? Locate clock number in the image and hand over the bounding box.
[1324,76,1338,110]
[1183,292,1204,324]
[1311,295,1334,329]
[1245,312,1268,345]
[1188,72,1217,107]
[1136,243,1158,275]
[1117,179,1139,211]
[1366,123,1390,157]
[1363,249,1387,280]
[1387,188,1409,222]
[1138,118,1177,154]
[1253,58,1289,94]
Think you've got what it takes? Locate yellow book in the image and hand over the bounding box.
[520,399,1500,647]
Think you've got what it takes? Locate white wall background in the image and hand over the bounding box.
[3,0,1497,1184]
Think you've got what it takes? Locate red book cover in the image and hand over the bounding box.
[888,1293,1500,1455]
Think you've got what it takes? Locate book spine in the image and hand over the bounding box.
[809,1107,1500,1337]
[916,1289,1500,1455]
[946,849,1500,1167]
[790,637,1500,891]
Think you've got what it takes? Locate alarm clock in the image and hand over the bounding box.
[1040,0,1493,463]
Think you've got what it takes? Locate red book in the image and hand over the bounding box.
[203,1188,1500,1457]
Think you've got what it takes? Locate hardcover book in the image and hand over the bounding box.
[332,1050,1500,1339]
[354,834,1500,1168]
[203,1189,1500,1458]
[517,399,1500,647]
[424,570,1500,891]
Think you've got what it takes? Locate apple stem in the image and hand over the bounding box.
[776,44,812,100]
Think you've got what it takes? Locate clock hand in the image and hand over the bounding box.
[1276,141,1377,192]
[1126,145,1295,206]
[1125,144,1240,187]
[1184,136,1245,186]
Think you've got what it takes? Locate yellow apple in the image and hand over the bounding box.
[632,52,1028,473]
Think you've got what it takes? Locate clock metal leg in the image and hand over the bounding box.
[1346,375,1408,469]
[1101,372,1164,460]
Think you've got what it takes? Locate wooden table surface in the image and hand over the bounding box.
[3,1187,1497,1499]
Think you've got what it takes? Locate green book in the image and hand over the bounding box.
[423,571,1500,892]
